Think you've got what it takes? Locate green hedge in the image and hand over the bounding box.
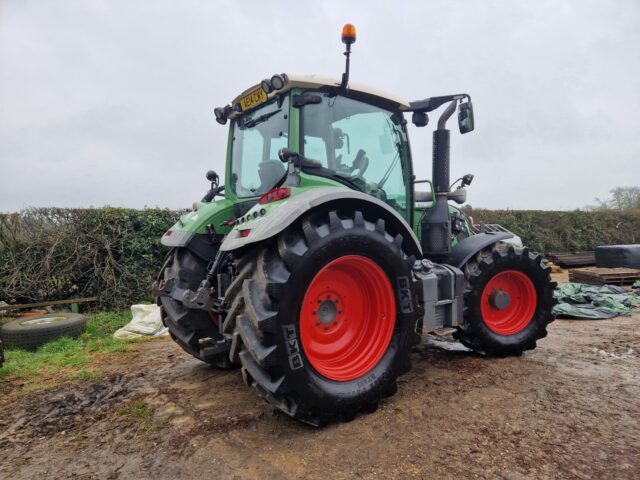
[1,207,638,310]
[0,208,180,310]
[467,208,640,253]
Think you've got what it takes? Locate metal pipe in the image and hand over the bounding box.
[437,100,458,130]
[340,43,352,89]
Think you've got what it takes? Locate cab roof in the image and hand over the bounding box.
[230,73,410,112]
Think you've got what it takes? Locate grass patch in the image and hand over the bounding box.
[118,400,168,435]
[119,400,152,419]
[0,311,132,390]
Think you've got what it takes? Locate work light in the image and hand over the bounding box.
[270,74,285,90]
[261,79,273,94]
[214,107,226,125]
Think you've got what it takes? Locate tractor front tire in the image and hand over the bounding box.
[455,244,556,356]
[224,210,418,426]
[160,248,235,368]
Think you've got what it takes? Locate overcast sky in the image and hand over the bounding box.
[1,0,639,212]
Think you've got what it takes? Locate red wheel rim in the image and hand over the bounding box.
[481,270,537,335]
[299,255,396,382]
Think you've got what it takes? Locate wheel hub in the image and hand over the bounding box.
[317,298,338,325]
[488,289,511,310]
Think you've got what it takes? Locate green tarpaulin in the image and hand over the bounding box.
[553,283,640,320]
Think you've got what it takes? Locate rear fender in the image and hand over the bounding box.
[220,187,422,256]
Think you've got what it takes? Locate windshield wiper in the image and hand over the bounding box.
[243,109,282,128]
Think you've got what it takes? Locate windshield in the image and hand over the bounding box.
[301,93,411,217]
[230,95,289,198]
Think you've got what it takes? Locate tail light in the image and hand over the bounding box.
[258,187,291,205]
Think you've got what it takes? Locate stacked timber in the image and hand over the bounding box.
[546,251,596,268]
[568,267,640,286]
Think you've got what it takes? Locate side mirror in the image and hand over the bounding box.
[206,170,219,187]
[458,101,474,134]
[412,111,429,127]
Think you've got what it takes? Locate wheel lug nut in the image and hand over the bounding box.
[324,326,329,331]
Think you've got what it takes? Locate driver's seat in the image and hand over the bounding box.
[258,160,286,191]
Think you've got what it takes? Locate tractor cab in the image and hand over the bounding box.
[217,75,414,223]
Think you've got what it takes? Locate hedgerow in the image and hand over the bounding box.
[0,208,180,310]
[0,207,638,309]
[467,208,640,253]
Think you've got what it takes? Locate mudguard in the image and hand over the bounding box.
[441,232,512,269]
[220,187,422,256]
[160,197,237,248]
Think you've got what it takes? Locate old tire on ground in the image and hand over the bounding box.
[595,244,640,269]
[224,210,418,426]
[0,313,87,351]
[454,244,556,356]
[159,248,235,368]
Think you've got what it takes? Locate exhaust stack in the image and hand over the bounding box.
[421,100,458,258]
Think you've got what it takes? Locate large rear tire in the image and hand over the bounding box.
[455,244,556,356]
[224,209,418,426]
[159,248,235,368]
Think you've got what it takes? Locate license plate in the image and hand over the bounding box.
[239,88,268,111]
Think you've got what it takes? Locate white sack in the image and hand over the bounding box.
[113,304,168,340]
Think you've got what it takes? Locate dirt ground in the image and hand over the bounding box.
[1,283,639,479]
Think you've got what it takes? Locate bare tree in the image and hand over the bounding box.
[591,186,640,210]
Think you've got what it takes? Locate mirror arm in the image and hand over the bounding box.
[409,93,469,113]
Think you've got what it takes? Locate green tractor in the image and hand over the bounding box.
[153,24,556,425]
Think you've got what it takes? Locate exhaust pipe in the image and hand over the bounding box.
[421,100,458,258]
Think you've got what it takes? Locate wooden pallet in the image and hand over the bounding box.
[546,251,596,268]
[568,267,640,286]
[546,261,563,273]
